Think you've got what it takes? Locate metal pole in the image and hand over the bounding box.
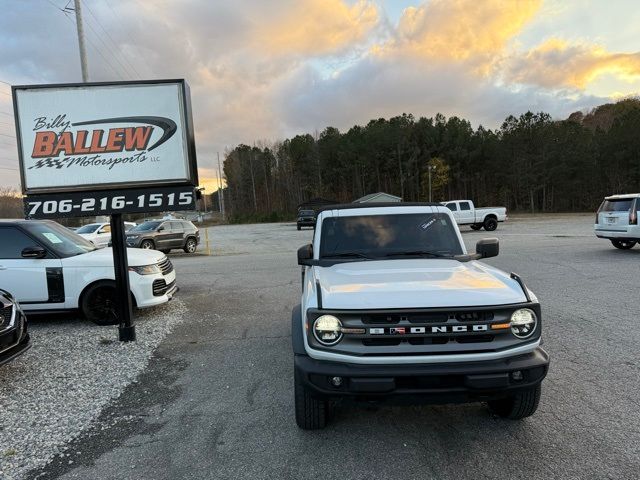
[428,166,432,202]
[73,0,89,82]
[110,214,135,341]
[217,152,225,219]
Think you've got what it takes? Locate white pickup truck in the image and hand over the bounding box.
[442,200,507,231]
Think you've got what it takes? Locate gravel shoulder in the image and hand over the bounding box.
[0,300,187,480]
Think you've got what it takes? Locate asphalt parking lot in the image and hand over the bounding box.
[31,214,639,480]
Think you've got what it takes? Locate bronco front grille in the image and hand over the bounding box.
[306,304,541,357]
[158,257,174,276]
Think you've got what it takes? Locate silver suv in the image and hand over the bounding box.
[594,194,640,249]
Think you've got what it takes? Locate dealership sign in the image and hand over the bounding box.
[12,80,199,218]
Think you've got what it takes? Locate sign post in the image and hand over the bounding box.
[110,213,135,341]
[12,79,199,341]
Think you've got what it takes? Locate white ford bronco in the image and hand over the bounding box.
[292,203,549,429]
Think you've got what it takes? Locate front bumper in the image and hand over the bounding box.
[130,269,177,309]
[0,310,31,366]
[295,347,549,403]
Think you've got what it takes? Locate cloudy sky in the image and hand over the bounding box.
[1,0,639,191]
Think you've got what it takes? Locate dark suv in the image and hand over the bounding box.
[0,289,30,366]
[297,209,316,230]
[126,220,200,254]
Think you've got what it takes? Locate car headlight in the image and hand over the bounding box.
[129,264,162,275]
[313,315,343,346]
[510,308,537,339]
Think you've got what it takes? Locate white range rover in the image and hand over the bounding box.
[0,219,177,325]
[594,193,640,249]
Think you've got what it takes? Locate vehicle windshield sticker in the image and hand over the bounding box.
[41,232,63,244]
[420,218,436,230]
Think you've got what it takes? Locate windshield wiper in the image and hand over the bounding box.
[323,252,372,259]
[382,250,452,258]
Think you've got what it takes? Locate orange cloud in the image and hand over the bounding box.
[378,0,542,66]
[505,38,640,89]
[254,0,379,56]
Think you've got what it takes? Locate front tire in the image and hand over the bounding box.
[81,281,119,326]
[140,239,155,250]
[487,384,541,419]
[611,239,636,249]
[294,369,328,429]
[184,238,197,253]
[483,217,498,231]
[297,225,301,231]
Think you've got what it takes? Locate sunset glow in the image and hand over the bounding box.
[1,0,639,188]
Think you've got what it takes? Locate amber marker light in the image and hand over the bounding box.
[491,323,511,330]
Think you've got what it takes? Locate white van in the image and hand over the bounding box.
[594,194,640,249]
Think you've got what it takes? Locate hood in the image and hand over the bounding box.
[313,259,526,309]
[77,233,96,239]
[62,247,166,267]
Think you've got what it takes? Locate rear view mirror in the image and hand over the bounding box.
[22,246,47,259]
[297,244,313,266]
[476,238,499,259]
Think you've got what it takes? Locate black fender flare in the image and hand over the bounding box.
[291,304,306,354]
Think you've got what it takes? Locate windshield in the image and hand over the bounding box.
[22,221,97,257]
[75,223,101,234]
[600,199,634,212]
[319,212,463,259]
[129,221,161,232]
[299,210,315,216]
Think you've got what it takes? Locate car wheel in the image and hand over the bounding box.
[183,238,197,254]
[81,281,120,326]
[483,217,498,231]
[487,384,541,419]
[160,249,171,254]
[294,369,328,429]
[470,224,482,230]
[140,240,155,250]
[611,239,636,249]
[297,225,301,231]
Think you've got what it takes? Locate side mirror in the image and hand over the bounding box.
[22,246,47,259]
[476,238,499,259]
[158,226,165,232]
[297,244,314,266]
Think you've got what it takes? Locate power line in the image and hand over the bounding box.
[80,12,136,79]
[81,0,142,79]
[59,9,125,80]
[100,0,152,76]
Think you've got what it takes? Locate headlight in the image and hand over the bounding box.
[313,315,342,346]
[129,264,162,275]
[510,309,537,339]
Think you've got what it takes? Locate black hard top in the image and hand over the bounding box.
[317,202,442,212]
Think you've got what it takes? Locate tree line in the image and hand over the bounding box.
[221,98,640,222]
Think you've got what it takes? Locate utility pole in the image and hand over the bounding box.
[217,152,225,219]
[73,0,89,82]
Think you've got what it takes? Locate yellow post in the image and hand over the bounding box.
[205,228,211,256]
